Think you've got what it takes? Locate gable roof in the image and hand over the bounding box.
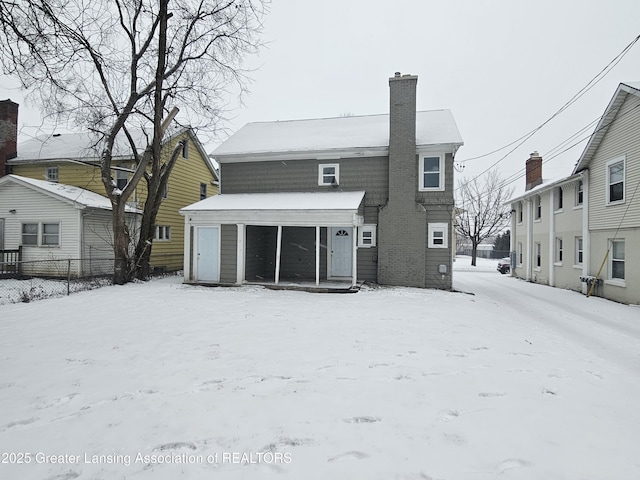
[10,126,219,180]
[573,82,640,173]
[212,110,463,162]
[0,174,141,213]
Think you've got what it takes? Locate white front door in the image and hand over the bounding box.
[196,226,220,282]
[330,227,352,278]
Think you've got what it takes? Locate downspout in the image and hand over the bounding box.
[582,170,590,293]
[548,189,555,287]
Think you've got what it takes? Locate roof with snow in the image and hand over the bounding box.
[212,110,463,161]
[181,191,366,212]
[573,82,640,173]
[10,126,218,179]
[0,175,141,213]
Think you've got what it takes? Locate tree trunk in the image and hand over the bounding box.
[471,240,479,266]
[112,203,131,285]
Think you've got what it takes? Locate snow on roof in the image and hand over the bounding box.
[15,130,150,162]
[2,175,141,213]
[212,110,463,158]
[181,191,365,212]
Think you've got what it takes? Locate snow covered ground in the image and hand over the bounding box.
[1,257,639,480]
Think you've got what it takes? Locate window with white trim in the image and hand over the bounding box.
[419,155,444,191]
[42,223,60,246]
[155,225,171,241]
[555,237,563,263]
[318,164,339,186]
[575,237,583,265]
[555,187,563,211]
[517,242,523,265]
[610,239,625,280]
[576,181,583,206]
[517,202,523,223]
[115,170,128,190]
[428,223,448,248]
[534,195,541,220]
[21,223,38,245]
[200,183,207,200]
[607,157,624,204]
[358,225,377,247]
[534,242,541,269]
[46,166,59,182]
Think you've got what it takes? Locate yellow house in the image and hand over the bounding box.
[6,126,219,272]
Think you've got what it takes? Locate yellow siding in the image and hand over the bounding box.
[12,130,217,271]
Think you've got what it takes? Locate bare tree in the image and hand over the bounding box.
[455,169,514,266]
[0,0,268,283]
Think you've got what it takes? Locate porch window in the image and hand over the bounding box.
[607,157,624,204]
[22,223,38,245]
[318,164,339,186]
[420,155,444,191]
[428,223,448,248]
[358,225,377,247]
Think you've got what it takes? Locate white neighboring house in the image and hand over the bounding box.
[0,174,140,277]
[510,82,640,305]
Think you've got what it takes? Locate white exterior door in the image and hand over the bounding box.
[196,226,220,282]
[330,227,352,278]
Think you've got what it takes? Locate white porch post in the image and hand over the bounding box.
[183,218,191,282]
[275,225,283,284]
[315,226,320,286]
[236,224,245,284]
[352,225,358,286]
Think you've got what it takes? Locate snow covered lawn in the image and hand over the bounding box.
[1,260,639,479]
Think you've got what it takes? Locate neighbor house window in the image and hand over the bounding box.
[181,140,189,159]
[115,170,128,190]
[155,225,171,241]
[358,225,377,247]
[318,164,339,186]
[21,223,38,245]
[607,157,624,204]
[200,183,207,200]
[555,237,563,263]
[517,202,523,223]
[428,223,448,248]
[534,242,541,269]
[575,237,583,265]
[555,187,563,210]
[46,166,59,182]
[517,242,523,265]
[419,155,444,191]
[42,223,60,246]
[534,196,541,220]
[610,239,625,280]
[576,181,583,206]
[162,183,168,199]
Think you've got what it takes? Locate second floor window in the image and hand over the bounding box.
[46,166,59,182]
[556,187,563,210]
[200,183,207,200]
[155,225,171,241]
[576,181,583,206]
[607,157,624,204]
[115,170,128,190]
[420,156,444,191]
[534,196,541,220]
[318,164,339,186]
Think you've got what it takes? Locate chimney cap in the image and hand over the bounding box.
[394,72,401,77]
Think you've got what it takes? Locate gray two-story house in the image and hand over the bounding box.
[180,73,464,290]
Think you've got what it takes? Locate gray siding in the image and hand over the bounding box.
[221,156,389,207]
[219,224,237,283]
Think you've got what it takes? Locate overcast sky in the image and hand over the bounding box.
[2,0,640,195]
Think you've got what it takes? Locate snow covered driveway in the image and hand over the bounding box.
[1,263,639,479]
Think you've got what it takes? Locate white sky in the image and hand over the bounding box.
[2,0,640,194]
